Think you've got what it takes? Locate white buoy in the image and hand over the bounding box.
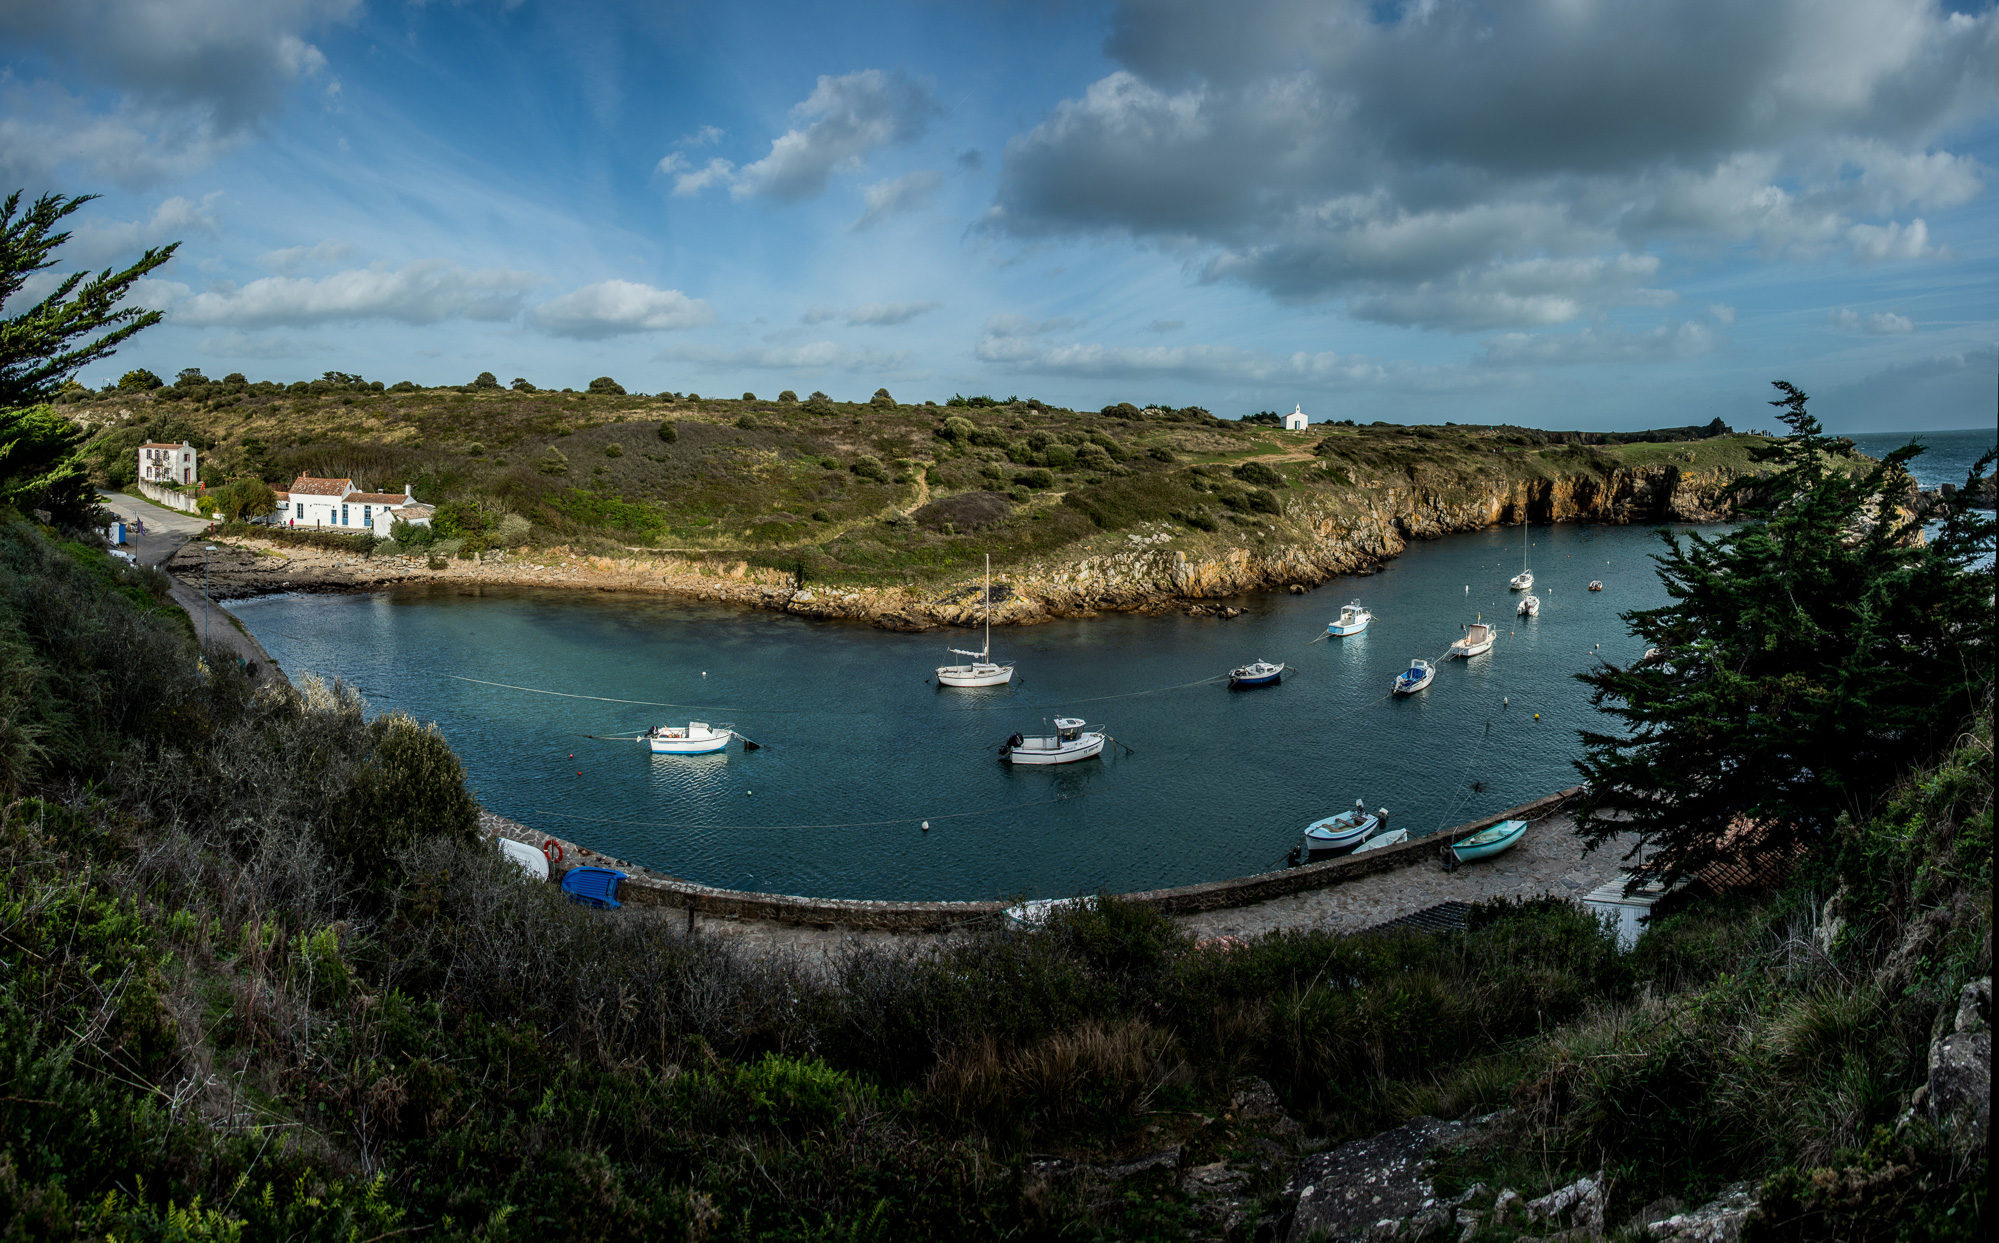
[921,820,930,832]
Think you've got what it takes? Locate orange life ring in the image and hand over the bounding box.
[542,839,565,865]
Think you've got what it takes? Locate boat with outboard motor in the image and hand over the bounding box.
[1326,601,1372,636]
[1229,659,1284,688]
[1393,658,1435,694]
[1000,718,1105,765]
[645,721,733,754]
[1450,621,1496,658]
[1588,580,1603,592]
[1517,594,1540,617]
[937,554,1015,687]
[1301,800,1385,860]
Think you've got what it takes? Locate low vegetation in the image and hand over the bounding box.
[60,370,1782,585]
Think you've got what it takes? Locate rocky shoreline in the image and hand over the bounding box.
[177,460,1747,629]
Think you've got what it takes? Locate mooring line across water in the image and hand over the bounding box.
[516,791,1088,833]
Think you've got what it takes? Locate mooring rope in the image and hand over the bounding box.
[516,791,1088,833]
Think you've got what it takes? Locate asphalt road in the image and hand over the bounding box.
[99,491,287,684]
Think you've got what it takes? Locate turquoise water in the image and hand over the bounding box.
[230,521,1701,901]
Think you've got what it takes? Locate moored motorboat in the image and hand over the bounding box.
[1302,800,1383,860]
[937,554,1015,687]
[1517,594,1540,617]
[1448,818,1529,864]
[1450,621,1496,658]
[1229,659,1284,687]
[1001,717,1105,765]
[646,721,732,754]
[1588,580,1603,592]
[1326,601,1372,636]
[1393,658,1435,694]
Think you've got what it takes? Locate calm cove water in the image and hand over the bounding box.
[230,520,1707,901]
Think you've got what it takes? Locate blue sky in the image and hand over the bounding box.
[3,0,1996,431]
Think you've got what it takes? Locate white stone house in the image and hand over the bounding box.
[283,475,432,537]
[1283,405,1308,431]
[139,441,197,484]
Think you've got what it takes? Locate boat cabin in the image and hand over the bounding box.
[1054,717,1085,743]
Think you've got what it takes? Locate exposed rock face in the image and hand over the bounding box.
[1927,976,1991,1141]
[1646,1182,1758,1242]
[1285,1115,1464,1242]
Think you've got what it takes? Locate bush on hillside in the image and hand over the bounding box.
[1233,460,1286,489]
[587,376,626,395]
[656,421,677,443]
[871,387,896,409]
[778,389,798,403]
[804,391,836,416]
[537,446,569,475]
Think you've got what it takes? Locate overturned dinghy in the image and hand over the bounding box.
[1001,718,1105,765]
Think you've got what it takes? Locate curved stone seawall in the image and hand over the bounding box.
[485,787,1582,932]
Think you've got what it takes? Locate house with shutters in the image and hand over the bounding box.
[284,475,433,538]
[139,441,198,484]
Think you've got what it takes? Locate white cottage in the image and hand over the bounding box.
[139,441,197,484]
[1283,405,1309,431]
[284,475,432,537]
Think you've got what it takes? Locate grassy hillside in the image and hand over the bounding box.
[0,510,1985,1241]
[64,375,1772,585]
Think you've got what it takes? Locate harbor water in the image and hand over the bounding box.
[232,518,1719,900]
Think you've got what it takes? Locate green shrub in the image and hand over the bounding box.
[496,514,531,546]
[537,447,569,475]
[604,443,624,458]
[778,389,798,403]
[805,391,836,417]
[587,376,626,395]
[741,391,756,401]
[1014,468,1053,490]
[1233,460,1286,489]
[118,369,162,391]
[511,377,536,392]
[656,421,678,443]
[389,380,417,392]
[469,371,501,391]
[871,388,896,409]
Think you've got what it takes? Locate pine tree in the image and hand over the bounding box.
[1573,382,1996,885]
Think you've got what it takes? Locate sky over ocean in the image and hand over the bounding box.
[3,0,1996,431]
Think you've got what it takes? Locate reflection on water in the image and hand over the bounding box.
[231,520,1712,901]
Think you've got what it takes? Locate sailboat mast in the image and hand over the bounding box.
[983,554,992,659]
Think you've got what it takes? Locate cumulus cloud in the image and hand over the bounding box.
[0,0,355,184]
[1477,321,1724,367]
[801,301,940,327]
[1830,308,1917,334]
[63,193,222,267]
[853,170,942,229]
[990,0,1999,330]
[668,70,938,202]
[260,238,353,274]
[657,340,915,373]
[529,280,714,338]
[172,261,541,327]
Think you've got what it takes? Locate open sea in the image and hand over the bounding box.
[230,519,1721,901]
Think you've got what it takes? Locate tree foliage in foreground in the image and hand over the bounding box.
[1573,381,1996,883]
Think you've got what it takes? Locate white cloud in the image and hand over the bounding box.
[65,194,223,267]
[1830,308,1916,334]
[710,70,939,202]
[669,157,736,197]
[1477,321,1724,367]
[658,340,915,372]
[983,314,1084,338]
[0,86,244,188]
[128,277,193,311]
[801,301,940,327]
[529,280,715,338]
[172,261,541,327]
[1846,218,1935,262]
[259,238,353,274]
[853,170,942,229]
[991,0,1999,329]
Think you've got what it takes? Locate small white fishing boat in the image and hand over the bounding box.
[1303,800,1381,860]
[1510,522,1533,590]
[645,721,732,754]
[1229,659,1284,688]
[1001,718,1105,765]
[1517,594,1540,617]
[1326,601,1372,636]
[937,554,1015,687]
[1352,824,1408,854]
[1450,621,1496,658]
[1588,580,1603,592]
[1393,658,1435,694]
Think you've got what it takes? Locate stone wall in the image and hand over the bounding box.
[492,786,1583,932]
[136,479,201,513]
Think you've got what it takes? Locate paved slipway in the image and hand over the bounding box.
[100,491,288,684]
[487,808,1638,962]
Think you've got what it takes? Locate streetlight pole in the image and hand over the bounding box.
[204,544,216,649]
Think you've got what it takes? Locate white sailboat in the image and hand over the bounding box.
[937,554,1015,687]
[1510,521,1534,590]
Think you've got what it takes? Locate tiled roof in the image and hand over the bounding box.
[139,441,188,450]
[272,491,290,501]
[346,492,406,504]
[288,475,354,496]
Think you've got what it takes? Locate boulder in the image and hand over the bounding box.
[1285,1115,1464,1242]
[1644,1182,1757,1242]
[1927,976,1991,1142]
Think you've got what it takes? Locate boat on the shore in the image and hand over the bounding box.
[1326,602,1372,636]
[1450,621,1496,658]
[1302,800,1382,860]
[1393,658,1435,694]
[1352,825,1408,854]
[1001,718,1105,765]
[645,722,733,754]
[1229,659,1284,688]
[1449,818,1529,864]
[1517,594,1540,617]
[937,554,1015,687]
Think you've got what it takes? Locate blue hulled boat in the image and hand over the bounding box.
[1229,659,1284,688]
[1326,602,1372,636]
[1393,658,1435,695]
